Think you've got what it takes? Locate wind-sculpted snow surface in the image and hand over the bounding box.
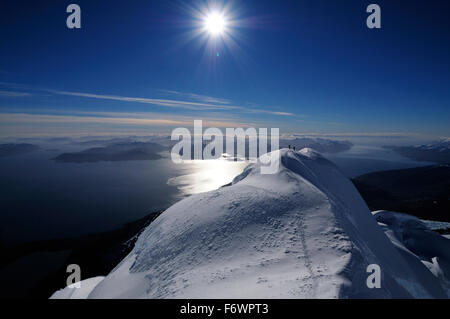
[373,211,450,297]
[52,149,449,298]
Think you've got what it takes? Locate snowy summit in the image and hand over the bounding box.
[52,149,450,299]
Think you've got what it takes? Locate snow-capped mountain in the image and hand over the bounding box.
[416,138,450,152]
[51,149,450,299]
[388,138,450,163]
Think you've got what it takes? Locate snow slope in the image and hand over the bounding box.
[50,277,105,299]
[52,149,448,298]
[373,211,450,296]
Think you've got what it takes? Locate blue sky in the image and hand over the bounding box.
[0,0,449,138]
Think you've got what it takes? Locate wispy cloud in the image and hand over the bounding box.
[247,109,296,116]
[50,89,294,116]
[52,90,238,111]
[0,82,296,117]
[159,89,231,105]
[0,90,31,97]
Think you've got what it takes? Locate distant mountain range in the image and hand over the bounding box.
[1,137,352,163]
[171,137,353,160]
[387,138,450,164]
[53,137,352,163]
[280,138,353,154]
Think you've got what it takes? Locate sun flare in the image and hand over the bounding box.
[203,12,227,36]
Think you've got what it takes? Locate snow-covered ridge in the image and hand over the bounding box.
[52,149,450,299]
[416,138,450,152]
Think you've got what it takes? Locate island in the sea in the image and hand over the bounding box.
[52,142,165,163]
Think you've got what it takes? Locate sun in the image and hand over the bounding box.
[203,11,227,36]
[180,3,246,61]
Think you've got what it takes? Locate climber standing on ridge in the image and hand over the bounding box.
[288,145,291,149]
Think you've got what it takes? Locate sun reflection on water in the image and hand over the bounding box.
[167,157,248,196]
